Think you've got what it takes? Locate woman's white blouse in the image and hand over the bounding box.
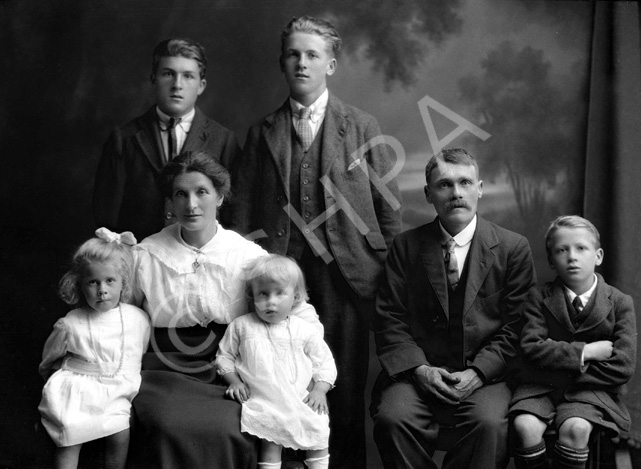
[133,223,267,328]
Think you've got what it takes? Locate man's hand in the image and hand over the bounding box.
[450,368,483,400]
[411,365,461,405]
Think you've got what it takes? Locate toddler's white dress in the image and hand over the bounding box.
[38,303,150,447]
[216,313,337,450]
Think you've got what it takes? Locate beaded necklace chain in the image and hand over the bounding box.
[263,317,298,384]
[87,304,125,378]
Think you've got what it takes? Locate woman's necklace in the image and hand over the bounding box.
[87,304,125,378]
[191,247,203,272]
[263,317,298,384]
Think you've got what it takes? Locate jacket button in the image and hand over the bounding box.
[277,230,284,236]
[303,179,309,185]
[277,195,283,202]
[303,196,310,202]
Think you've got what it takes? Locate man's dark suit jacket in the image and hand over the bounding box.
[512,274,636,431]
[229,94,401,300]
[93,106,241,240]
[373,216,536,385]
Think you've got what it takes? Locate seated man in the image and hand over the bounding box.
[370,148,536,469]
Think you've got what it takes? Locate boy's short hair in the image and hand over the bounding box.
[544,215,601,255]
[151,37,207,79]
[280,16,342,56]
[245,255,309,307]
[425,148,479,185]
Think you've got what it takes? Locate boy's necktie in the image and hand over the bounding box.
[572,296,582,322]
[167,117,181,161]
[295,107,313,151]
[444,238,459,290]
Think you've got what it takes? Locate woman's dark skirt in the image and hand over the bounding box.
[128,323,257,469]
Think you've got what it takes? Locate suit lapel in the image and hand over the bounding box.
[264,100,293,196]
[462,217,496,316]
[320,94,347,176]
[421,221,449,318]
[576,274,612,333]
[183,107,210,152]
[135,107,165,173]
[544,278,576,332]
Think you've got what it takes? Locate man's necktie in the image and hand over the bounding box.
[167,117,180,161]
[295,107,313,151]
[444,238,459,290]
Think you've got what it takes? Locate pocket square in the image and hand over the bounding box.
[347,158,362,171]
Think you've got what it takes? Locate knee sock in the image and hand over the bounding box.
[553,441,589,469]
[304,454,329,469]
[513,440,548,469]
[258,462,282,469]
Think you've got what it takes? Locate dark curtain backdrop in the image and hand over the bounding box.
[1,1,641,468]
[585,0,641,444]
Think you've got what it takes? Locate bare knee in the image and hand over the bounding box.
[513,413,547,448]
[558,417,593,449]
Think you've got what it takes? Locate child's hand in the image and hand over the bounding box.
[225,382,250,403]
[303,389,329,415]
[584,340,614,362]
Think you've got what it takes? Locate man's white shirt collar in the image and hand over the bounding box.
[289,88,329,124]
[439,215,477,247]
[156,106,195,131]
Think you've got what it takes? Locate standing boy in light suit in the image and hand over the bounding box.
[230,16,401,469]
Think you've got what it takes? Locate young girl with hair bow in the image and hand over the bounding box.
[38,228,150,469]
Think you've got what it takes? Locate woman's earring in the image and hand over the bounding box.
[165,211,174,220]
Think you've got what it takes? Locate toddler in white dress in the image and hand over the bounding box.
[216,254,336,469]
[38,228,150,469]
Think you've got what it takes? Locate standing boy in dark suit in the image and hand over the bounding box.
[230,16,402,469]
[93,37,240,240]
[371,148,536,469]
[510,215,636,469]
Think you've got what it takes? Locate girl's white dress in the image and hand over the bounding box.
[216,313,337,450]
[38,303,150,447]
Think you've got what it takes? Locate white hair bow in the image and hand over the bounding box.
[95,227,137,246]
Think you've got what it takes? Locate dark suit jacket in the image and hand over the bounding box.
[511,274,636,430]
[229,94,402,300]
[93,106,241,240]
[373,216,536,385]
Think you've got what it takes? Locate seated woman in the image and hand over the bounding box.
[128,151,267,468]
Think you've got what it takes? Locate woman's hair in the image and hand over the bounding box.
[159,150,231,200]
[280,16,342,56]
[151,37,207,79]
[544,215,601,255]
[244,255,309,307]
[58,237,134,306]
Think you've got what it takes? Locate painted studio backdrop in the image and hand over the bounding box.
[2,1,640,467]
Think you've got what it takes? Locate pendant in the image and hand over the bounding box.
[192,260,201,272]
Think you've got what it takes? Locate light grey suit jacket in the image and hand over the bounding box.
[230,94,401,300]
